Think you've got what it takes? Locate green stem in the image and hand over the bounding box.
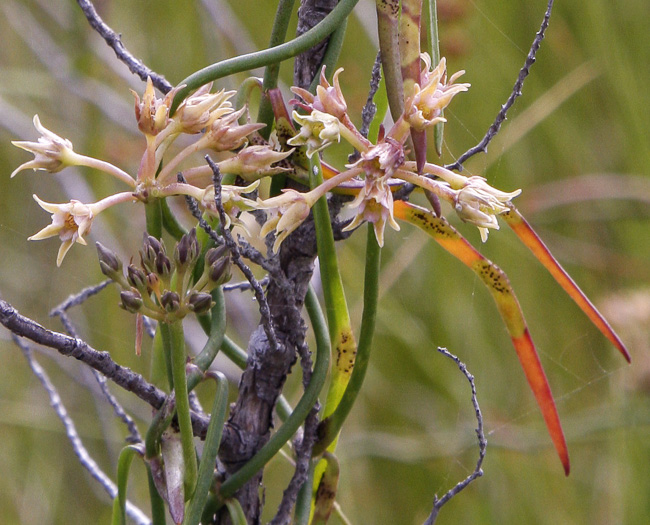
[313,224,381,455]
[145,199,163,239]
[308,17,349,93]
[309,156,351,347]
[161,320,197,496]
[424,0,444,155]
[146,465,167,525]
[186,372,230,525]
[161,197,187,240]
[170,0,360,114]
[187,287,226,391]
[257,0,298,139]
[294,459,316,525]
[112,445,141,525]
[217,286,330,501]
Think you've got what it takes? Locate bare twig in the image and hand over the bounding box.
[178,173,225,247]
[48,280,113,317]
[445,0,554,172]
[49,281,143,444]
[223,276,270,293]
[0,299,210,437]
[75,0,173,93]
[349,50,383,164]
[13,334,150,525]
[206,155,281,354]
[423,347,487,525]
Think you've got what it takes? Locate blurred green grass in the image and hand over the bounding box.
[0,0,648,523]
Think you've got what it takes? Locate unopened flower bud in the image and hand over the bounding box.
[96,242,123,279]
[146,272,160,294]
[141,233,165,273]
[174,228,199,270]
[120,290,143,313]
[208,256,231,286]
[187,292,214,314]
[161,290,181,313]
[155,251,172,279]
[127,264,147,291]
[205,245,229,267]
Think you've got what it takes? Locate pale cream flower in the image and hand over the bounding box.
[28,195,96,266]
[217,145,293,181]
[453,176,521,242]
[205,107,265,151]
[11,116,79,178]
[287,110,341,158]
[200,180,260,230]
[258,190,317,252]
[342,177,400,246]
[406,55,470,132]
[172,84,236,134]
[131,77,178,136]
[347,137,405,179]
[291,67,347,119]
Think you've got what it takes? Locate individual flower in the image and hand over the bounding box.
[200,180,261,230]
[291,67,348,119]
[131,77,177,136]
[28,195,96,266]
[172,83,236,134]
[453,176,522,242]
[204,107,265,151]
[287,110,341,158]
[342,176,400,246]
[11,115,79,178]
[406,55,470,132]
[347,137,405,179]
[217,145,294,181]
[258,190,318,252]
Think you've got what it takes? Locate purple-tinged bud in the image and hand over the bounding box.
[160,290,181,313]
[208,256,232,286]
[154,251,172,279]
[174,228,199,270]
[120,290,143,313]
[205,245,229,267]
[96,242,122,278]
[127,264,147,291]
[187,292,214,314]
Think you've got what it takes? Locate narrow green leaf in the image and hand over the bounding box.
[185,372,229,525]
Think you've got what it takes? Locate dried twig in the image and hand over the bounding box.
[50,291,143,445]
[206,155,281,354]
[423,347,487,525]
[75,0,173,93]
[445,0,554,172]
[13,334,150,525]
[0,299,210,437]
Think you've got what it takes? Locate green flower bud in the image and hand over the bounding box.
[127,264,147,291]
[208,256,232,286]
[174,228,199,271]
[160,290,180,313]
[96,242,123,279]
[120,290,143,313]
[187,292,214,314]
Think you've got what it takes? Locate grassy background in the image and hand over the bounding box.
[0,0,648,523]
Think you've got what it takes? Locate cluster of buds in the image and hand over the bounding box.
[96,229,231,321]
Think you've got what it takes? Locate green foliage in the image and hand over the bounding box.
[0,0,648,524]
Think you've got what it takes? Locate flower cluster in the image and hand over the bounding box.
[97,230,231,321]
[11,54,522,266]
